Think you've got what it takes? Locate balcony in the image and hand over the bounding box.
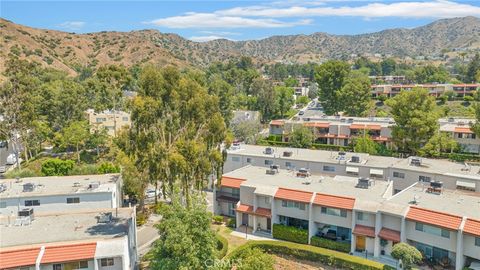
[216,191,240,203]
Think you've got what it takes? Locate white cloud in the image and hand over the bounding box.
[58,21,86,31]
[189,35,236,42]
[218,1,480,19]
[147,13,312,29]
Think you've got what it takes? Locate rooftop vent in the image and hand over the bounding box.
[448,117,454,123]
[347,118,354,123]
[22,183,35,192]
[296,168,311,178]
[266,164,279,175]
[98,212,113,223]
[0,183,6,193]
[351,156,361,163]
[264,147,274,155]
[427,181,443,194]
[283,151,293,157]
[410,157,422,166]
[88,182,100,189]
[340,118,346,122]
[356,177,371,189]
[336,152,346,161]
[73,182,81,187]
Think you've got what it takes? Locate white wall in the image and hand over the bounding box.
[274,199,309,221]
[382,214,401,231]
[41,260,95,270]
[463,234,480,259]
[97,257,123,270]
[311,205,352,229]
[405,221,457,252]
[355,211,376,227]
[256,195,271,209]
[240,186,255,206]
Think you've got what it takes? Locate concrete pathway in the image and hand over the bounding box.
[137,214,162,257]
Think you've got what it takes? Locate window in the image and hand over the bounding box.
[281,200,305,210]
[100,258,115,267]
[415,222,450,238]
[393,171,405,179]
[232,188,240,196]
[419,175,431,182]
[246,158,252,163]
[228,203,235,216]
[24,200,40,206]
[357,212,368,221]
[264,160,273,165]
[323,165,335,172]
[53,264,63,270]
[285,162,292,168]
[0,201,6,208]
[321,207,347,217]
[66,197,80,204]
[79,261,88,269]
[475,237,480,247]
[122,116,129,121]
[96,117,106,122]
[231,157,240,162]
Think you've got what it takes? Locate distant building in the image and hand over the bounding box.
[371,84,478,98]
[231,110,260,125]
[0,174,122,216]
[86,109,131,136]
[0,208,138,270]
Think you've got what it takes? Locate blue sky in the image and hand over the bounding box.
[1,1,479,42]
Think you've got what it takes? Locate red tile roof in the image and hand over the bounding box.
[220,176,246,189]
[378,227,401,242]
[406,206,462,231]
[463,218,480,237]
[454,127,473,134]
[236,204,271,218]
[372,136,389,142]
[41,243,97,264]
[304,122,330,128]
[270,120,284,126]
[350,124,382,130]
[313,193,355,210]
[0,247,40,269]
[275,188,313,203]
[353,225,376,238]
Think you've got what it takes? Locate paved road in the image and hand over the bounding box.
[0,141,16,177]
[137,214,162,257]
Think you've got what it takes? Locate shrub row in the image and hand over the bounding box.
[310,236,351,253]
[228,241,394,270]
[272,224,308,244]
[215,234,228,259]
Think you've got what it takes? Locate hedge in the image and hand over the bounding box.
[215,234,228,259]
[272,224,308,244]
[310,236,351,253]
[228,241,394,270]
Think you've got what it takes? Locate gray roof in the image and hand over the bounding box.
[0,208,133,248]
[0,174,120,199]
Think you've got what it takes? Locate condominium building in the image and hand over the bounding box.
[371,83,478,98]
[214,164,480,269]
[0,174,122,216]
[270,117,480,154]
[224,144,480,194]
[0,208,138,270]
[86,109,131,136]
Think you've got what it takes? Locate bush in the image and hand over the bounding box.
[215,234,228,259]
[5,168,37,178]
[272,224,308,244]
[70,164,99,175]
[228,241,393,270]
[310,236,351,253]
[213,215,224,224]
[236,247,274,270]
[227,218,236,228]
[97,162,120,174]
[41,158,75,176]
[136,212,147,226]
[391,243,422,270]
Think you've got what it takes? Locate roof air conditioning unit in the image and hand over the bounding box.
[18,208,34,221]
[98,212,113,223]
[410,157,422,166]
[0,184,6,193]
[448,117,454,123]
[347,118,354,123]
[23,183,35,192]
[356,177,371,189]
[340,118,346,122]
[283,151,293,157]
[89,182,100,189]
[264,147,274,155]
[351,156,361,163]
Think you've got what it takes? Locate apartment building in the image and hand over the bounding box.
[86,109,131,136]
[0,208,138,270]
[214,164,480,269]
[270,116,480,154]
[224,144,480,194]
[371,83,478,98]
[0,174,122,216]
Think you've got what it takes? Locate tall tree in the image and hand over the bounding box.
[275,86,294,118]
[466,53,480,83]
[419,133,458,157]
[338,72,372,116]
[386,88,440,154]
[315,60,350,115]
[354,136,378,155]
[289,126,314,148]
[251,78,276,122]
[58,121,90,163]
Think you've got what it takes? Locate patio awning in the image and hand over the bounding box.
[346,166,359,173]
[370,169,384,176]
[353,225,375,238]
[378,227,401,242]
[456,180,476,189]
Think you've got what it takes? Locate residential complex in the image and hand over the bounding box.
[370,83,478,98]
[270,116,480,154]
[86,109,131,136]
[0,208,138,270]
[0,174,123,216]
[215,144,480,269]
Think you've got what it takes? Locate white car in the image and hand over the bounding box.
[6,154,17,165]
[0,166,6,174]
[145,189,160,198]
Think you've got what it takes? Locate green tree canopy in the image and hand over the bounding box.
[386,88,440,154]
[419,133,458,157]
[315,60,351,115]
[391,243,422,270]
[289,126,314,148]
[236,248,274,270]
[338,72,372,116]
[354,136,378,155]
[275,86,294,118]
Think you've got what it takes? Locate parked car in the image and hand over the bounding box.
[0,166,6,174]
[0,141,7,148]
[145,189,161,198]
[6,154,17,165]
[298,110,305,115]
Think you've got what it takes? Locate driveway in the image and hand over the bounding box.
[137,213,162,257]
